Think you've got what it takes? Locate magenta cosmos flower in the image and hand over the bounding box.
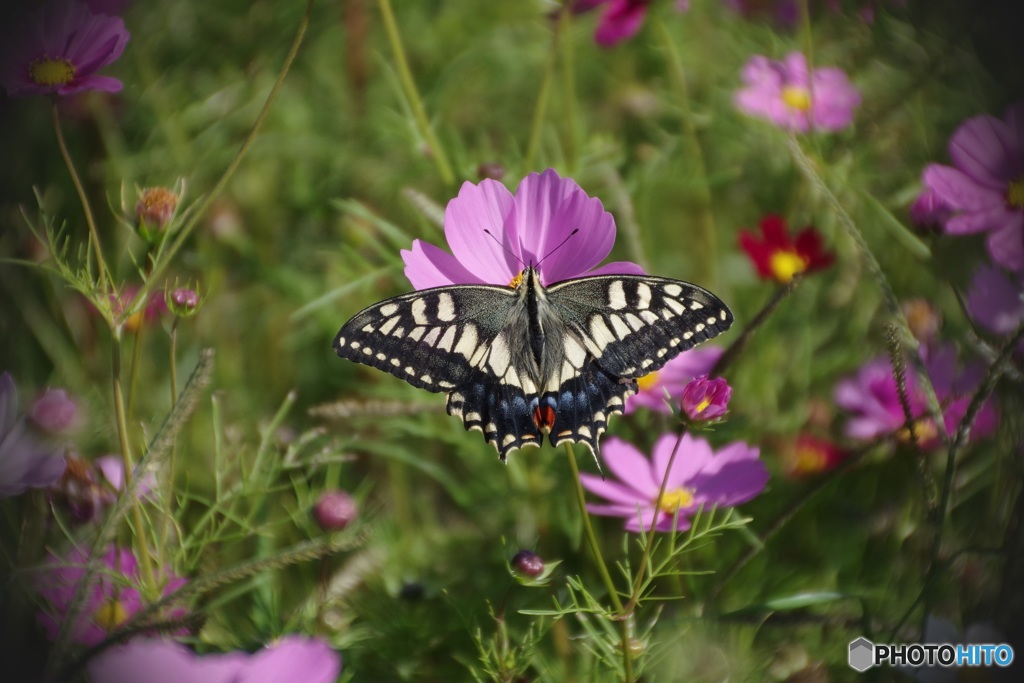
[967,264,1024,336]
[922,103,1024,271]
[626,347,722,414]
[0,0,130,98]
[580,433,768,532]
[681,375,732,421]
[0,372,67,498]
[86,635,342,683]
[401,168,643,289]
[571,1,688,47]
[734,52,861,133]
[834,342,999,447]
[35,545,187,646]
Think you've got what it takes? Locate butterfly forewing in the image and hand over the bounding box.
[546,274,733,379]
[333,285,515,392]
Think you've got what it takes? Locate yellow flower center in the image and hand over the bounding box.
[1006,177,1024,209]
[769,249,808,283]
[694,397,713,414]
[508,271,524,289]
[897,418,938,445]
[29,57,77,86]
[92,599,129,631]
[793,445,826,475]
[781,86,812,112]
[657,487,694,514]
[636,371,660,392]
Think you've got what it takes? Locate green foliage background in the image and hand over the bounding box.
[1,0,1022,681]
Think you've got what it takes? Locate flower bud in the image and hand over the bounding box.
[135,187,178,242]
[313,489,358,531]
[30,388,78,434]
[680,375,731,422]
[511,550,544,578]
[167,287,201,317]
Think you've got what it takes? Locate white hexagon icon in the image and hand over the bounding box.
[848,637,874,672]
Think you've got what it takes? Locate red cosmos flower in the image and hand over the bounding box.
[782,435,846,478]
[738,215,835,283]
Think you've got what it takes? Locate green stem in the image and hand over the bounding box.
[786,136,947,442]
[654,19,717,288]
[623,426,688,615]
[564,443,633,682]
[126,324,144,421]
[52,102,110,289]
[377,0,455,185]
[524,12,562,172]
[136,0,313,306]
[160,318,180,559]
[918,322,1024,637]
[710,279,801,378]
[557,4,579,171]
[111,331,157,595]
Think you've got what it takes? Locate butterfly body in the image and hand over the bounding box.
[334,267,732,460]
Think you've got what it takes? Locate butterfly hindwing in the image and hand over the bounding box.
[546,274,733,379]
[333,285,515,392]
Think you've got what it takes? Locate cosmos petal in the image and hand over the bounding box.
[443,179,520,285]
[402,239,488,289]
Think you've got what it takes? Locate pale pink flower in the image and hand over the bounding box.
[0,373,67,497]
[86,635,341,683]
[580,433,768,532]
[401,168,643,289]
[734,52,861,132]
[35,545,187,646]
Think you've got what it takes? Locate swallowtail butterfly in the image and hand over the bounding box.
[333,267,732,460]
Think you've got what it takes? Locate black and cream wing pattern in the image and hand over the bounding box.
[334,268,732,460]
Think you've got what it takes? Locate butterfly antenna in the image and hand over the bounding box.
[483,229,527,269]
[536,228,580,268]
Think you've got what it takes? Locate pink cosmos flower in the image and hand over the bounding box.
[921,103,1024,270]
[681,375,732,421]
[401,168,643,290]
[30,388,79,434]
[35,545,187,646]
[626,347,723,414]
[909,186,954,231]
[966,264,1024,336]
[580,433,768,532]
[572,0,656,47]
[734,52,861,132]
[0,0,130,97]
[86,635,342,683]
[0,373,67,498]
[834,343,999,447]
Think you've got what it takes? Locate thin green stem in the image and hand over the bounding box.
[525,13,562,172]
[377,0,455,185]
[710,279,801,378]
[654,19,717,288]
[919,322,1024,637]
[136,0,313,305]
[786,136,947,442]
[160,318,180,558]
[797,0,815,73]
[564,443,633,682]
[557,4,579,171]
[623,426,688,615]
[126,324,144,421]
[111,331,157,595]
[52,102,110,289]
